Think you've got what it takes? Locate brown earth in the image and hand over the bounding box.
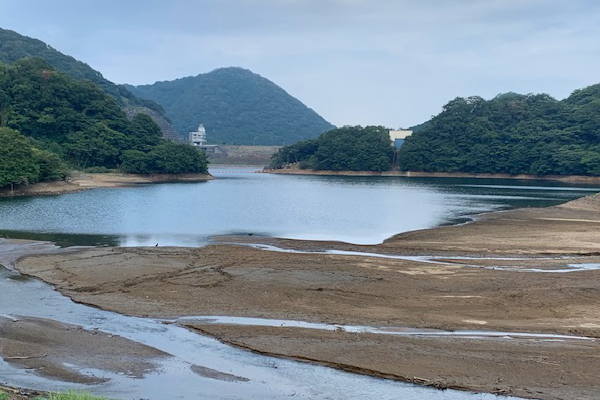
[12,194,600,399]
[0,385,43,400]
[263,168,600,185]
[189,324,600,400]
[0,316,166,384]
[0,172,213,198]
[265,167,600,184]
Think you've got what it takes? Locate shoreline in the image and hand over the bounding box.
[0,172,213,198]
[264,168,600,184]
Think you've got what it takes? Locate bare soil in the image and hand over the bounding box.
[188,324,600,400]
[266,167,600,184]
[0,316,166,384]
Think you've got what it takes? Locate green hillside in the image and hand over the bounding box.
[270,126,393,171]
[0,27,177,138]
[0,59,207,189]
[398,87,600,175]
[127,67,335,145]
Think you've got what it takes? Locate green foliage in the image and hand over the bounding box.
[127,67,335,145]
[33,391,109,400]
[0,127,66,188]
[271,126,394,171]
[121,142,208,174]
[398,89,600,176]
[0,391,8,400]
[0,27,163,114]
[0,59,207,186]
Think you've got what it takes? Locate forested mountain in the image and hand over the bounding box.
[270,126,393,171]
[398,87,600,175]
[0,59,207,188]
[127,67,335,145]
[0,28,177,139]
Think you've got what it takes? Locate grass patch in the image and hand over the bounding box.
[0,391,9,400]
[33,392,109,400]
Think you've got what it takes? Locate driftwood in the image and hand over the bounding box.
[4,353,47,360]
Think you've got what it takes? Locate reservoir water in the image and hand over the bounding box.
[1,167,599,399]
[0,166,598,246]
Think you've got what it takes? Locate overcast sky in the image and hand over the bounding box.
[1,0,600,128]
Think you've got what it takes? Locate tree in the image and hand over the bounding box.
[0,127,66,188]
[271,126,394,171]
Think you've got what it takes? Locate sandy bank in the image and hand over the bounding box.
[0,315,166,384]
[264,167,600,184]
[188,324,600,400]
[12,193,600,399]
[0,172,213,198]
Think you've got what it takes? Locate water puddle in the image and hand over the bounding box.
[175,316,593,342]
[240,243,600,273]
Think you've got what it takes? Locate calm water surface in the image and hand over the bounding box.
[1,167,593,399]
[0,166,599,246]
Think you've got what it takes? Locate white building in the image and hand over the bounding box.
[188,124,207,147]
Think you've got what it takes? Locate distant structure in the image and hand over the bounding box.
[189,124,207,147]
[389,129,413,149]
[188,123,221,154]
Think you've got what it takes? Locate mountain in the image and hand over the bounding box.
[0,27,178,139]
[398,87,600,176]
[127,67,335,145]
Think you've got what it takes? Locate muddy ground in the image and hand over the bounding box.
[12,194,600,399]
[0,316,166,384]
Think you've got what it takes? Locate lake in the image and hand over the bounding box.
[1,166,597,400]
[0,166,598,246]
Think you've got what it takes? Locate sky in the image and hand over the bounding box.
[1,0,600,128]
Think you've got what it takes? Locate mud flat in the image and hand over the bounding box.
[0,316,166,384]
[265,167,600,184]
[13,194,600,399]
[0,172,213,198]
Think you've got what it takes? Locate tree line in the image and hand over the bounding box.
[397,89,600,175]
[270,126,394,171]
[273,85,600,176]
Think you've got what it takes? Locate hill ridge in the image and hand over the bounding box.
[128,67,335,145]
